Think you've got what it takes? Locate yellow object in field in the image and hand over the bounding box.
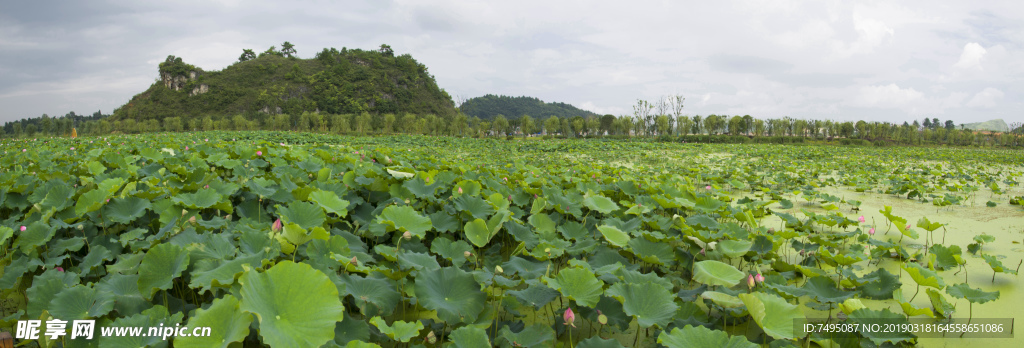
[71,128,78,138]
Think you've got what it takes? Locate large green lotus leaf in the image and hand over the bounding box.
[137,243,190,300]
[13,220,57,254]
[497,323,556,347]
[701,291,743,308]
[39,183,75,211]
[74,177,125,216]
[847,308,917,345]
[858,268,902,300]
[343,341,383,348]
[454,195,494,219]
[404,177,441,199]
[503,257,550,279]
[96,273,149,317]
[903,263,945,289]
[899,299,934,318]
[48,284,114,321]
[982,254,1018,275]
[175,295,252,348]
[692,260,745,287]
[450,326,490,348]
[337,274,400,317]
[928,244,963,271]
[189,253,265,294]
[738,292,803,340]
[397,251,441,273]
[658,325,757,348]
[627,237,673,265]
[308,189,351,217]
[543,267,604,308]
[946,283,999,303]
[239,261,345,348]
[464,218,492,248]
[577,336,627,348]
[596,225,630,248]
[414,267,486,323]
[916,217,943,232]
[172,188,223,209]
[802,276,856,303]
[717,239,752,258]
[378,205,431,238]
[333,317,371,346]
[0,226,12,248]
[26,269,80,317]
[528,213,556,234]
[278,201,327,230]
[583,193,620,214]
[369,316,423,343]
[508,282,559,309]
[605,282,677,328]
[103,197,151,224]
[453,179,482,197]
[430,237,473,267]
[926,288,955,318]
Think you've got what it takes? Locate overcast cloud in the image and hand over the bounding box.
[1,0,1022,125]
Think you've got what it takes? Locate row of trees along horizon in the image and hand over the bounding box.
[3,108,1022,147]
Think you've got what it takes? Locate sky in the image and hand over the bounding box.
[1,0,1022,126]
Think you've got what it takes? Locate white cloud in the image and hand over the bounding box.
[855,84,924,108]
[965,87,1004,108]
[954,42,986,70]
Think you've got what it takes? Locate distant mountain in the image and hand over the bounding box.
[961,119,1009,133]
[459,94,600,120]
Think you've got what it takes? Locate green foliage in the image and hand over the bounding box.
[459,94,599,121]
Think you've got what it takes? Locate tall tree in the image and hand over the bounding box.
[544,116,560,135]
[281,41,296,58]
[239,49,256,62]
[519,115,535,135]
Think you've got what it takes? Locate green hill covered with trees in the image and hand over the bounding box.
[459,94,599,120]
[110,43,455,130]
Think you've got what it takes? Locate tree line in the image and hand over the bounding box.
[2,107,1020,148]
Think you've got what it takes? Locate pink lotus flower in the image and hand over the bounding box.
[905,224,911,230]
[868,227,875,235]
[70,147,75,150]
[22,149,26,152]
[747,274,756,288]
[56,267,64,272]
[563,307,576,328]
[755,273,765,283]
[203,185,209,189]
[20,226,27,232]
[458,187,463,194]
[272,218,282,232]
[858,216,866,223]
[185,146,189,151]
[256,151,262,156]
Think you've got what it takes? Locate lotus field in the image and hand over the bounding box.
[1,132,1022,347]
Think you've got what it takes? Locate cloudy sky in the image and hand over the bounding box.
[2,0,1022,125]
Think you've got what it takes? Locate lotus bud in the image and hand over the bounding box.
[755,273,765,283]
[706,185,712,190]
[182,209,187,216]
[77,224,84,231]
[699,248,705,255]
[20,226,26,232]
[464,251,472,258]
[858,216,866,223]
[403,231,412,240]
[257,151,262,156]
[868,227,875,235]
[458,187,463,194]
[350,256,358,265]
[905,224,911,230]
[426,331,436,344]
[225,214,231,221]
[563,307,576,328]
[747,274,756,288]
[272,218,282,232]
[495,265,503,274]
[188,216,197,225]
[56,267,64,272]
[544,248,551,254]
